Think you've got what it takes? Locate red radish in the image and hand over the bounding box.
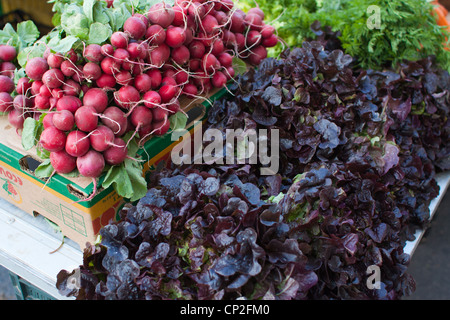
[188,2,206,19]
[245,13,263,31]
[145,24,166,45]
[167,99,180,114]
[165,27,186,48]
[89,125,115,152]
[225,66,235,79]
[84,44,104,62]
[115,70,133,86]
[182,83,198,98]
[201,15,219,35]
[39,84,52,97]
[149,43,171,67]
[43,113,55,129]
[83,62,102,81]
[40,126,67,152]
[175,70,189,84]
[262,34,279,47]
[151,118,170,136]
[189,40,206,59]
[222,30,236,48]
[0,92,13,112]
[113,48,130,63]
[214,10,228,25]
[247,7,265,20]
[83,88,109,113]
[61,60,77,77]
[151,107,168,122]
[0,45,17,62]
[127,42,144,59]
[103,138,128,166]
[25,57,49,81]
[147,69,162,89]
[234,33,246,51]
[171,45,190,65]
[143,90,162,109]
[246,30,262,47]
[133,13,149,26]
[101,44,114,56]
[138,124,152,139]
[115,85,140,109]
[147,2,175,28]
[101,106,128,136]
[212,71,227,88]
[65,130,90,157]
[52,88,64,99]
[96,73,117,88]
[34,94,51,110]
[161,76,177,86]
[13,95,31,111]
[221,0,234,12]
[248,45,267,65]
[123,16,147,40]
[184,27,194,45]
[56,96,82,113]
[202,53,219,74]
[197,31,214,47]
[189,59,201,71]
[31,80,43,95]
[16,77,31,95]
[261,25,275,38]
[49,97,58,110]
[7,109,25,129]
[193,71,211,88]
[159,84,177,103]
[75,106,98,132]
[172,4,187,26]
[111,31,129,49]
[163,67,176,79]
[47,53,64,69]
[134,73,152,92]
[65,49,79,63]
[211,39,225,56]
[213,1,223,10]
[0,61,15,78]
[42,69,65,89]
[230,11,245,33]
[0,75,14,93]
[218,52,233,68]
[77,150,105,178]
[61,79,81,96]
[50,150,77,174]
[131,106,153,130]
[101,56,120,75]
[53,110,75,131]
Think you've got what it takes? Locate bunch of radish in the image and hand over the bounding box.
[0,45,20,123]
[0,0,278,188]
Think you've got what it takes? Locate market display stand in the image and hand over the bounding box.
[0,172,449,300]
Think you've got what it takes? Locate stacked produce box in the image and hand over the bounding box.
[0,0,277,246]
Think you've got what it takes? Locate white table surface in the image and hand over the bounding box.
[0,171,449,300]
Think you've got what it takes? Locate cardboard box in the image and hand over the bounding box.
[0,88,227,249]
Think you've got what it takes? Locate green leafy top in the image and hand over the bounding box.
[0,21,40,53]
[239,0,450,72]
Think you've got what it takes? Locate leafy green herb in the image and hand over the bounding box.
[34,159,55,179]
[0,20,40,53]
[21,117,42,151]
[169,112,188,131]
[239,0,450,72]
